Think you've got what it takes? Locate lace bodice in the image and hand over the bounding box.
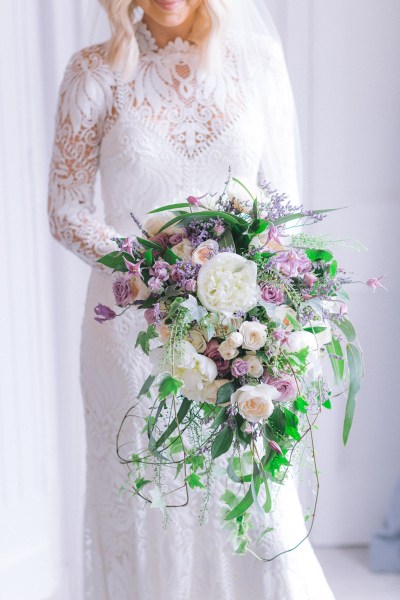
[48,22,297,269]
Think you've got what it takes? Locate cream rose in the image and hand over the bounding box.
[226,332,244,348]
[187,327,207,353]
[192,240,219,266]
[250,230,286,252]
[202,379,231,405]
[170,238,194,260]
[227,179,262,214]
[218,340,239,360]
[231,384,279,423]
[197,252,258,316]
[239,321,267,351]
[130,276,150,302]
[144,211,183,236]
[243,354,264,378]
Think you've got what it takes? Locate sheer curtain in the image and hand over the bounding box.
[0,1,103,598]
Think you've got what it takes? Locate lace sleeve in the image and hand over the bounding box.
[48,45,119,269]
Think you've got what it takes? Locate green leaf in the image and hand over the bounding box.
[330,260,338,276]
[232,177,257,201]
[143,249,153,266]
[97,250,131,272]
[262,475,272,513]
[211,407,228,429]
[294,396,309,414]
[337,319,357,343]
[220,489,238,509]
[267,406,286,437]
[135,477,151,492]
[150,397,191,451]
[162,248,180,264]
[322,399,332,409]
[305,249,334,262]
[285,313,302,331]
[326,337,345,382]
[225,477,261,521]
[148,203,192,213]
[216,381,236,406]
[158,376,183,400]
[185,473,205,490]
[283,408,301,441]
[273,207,342,226]
[211,427,234,459]
[219,227,236,251]
[135,325,159,355]
[137,375,156,399]
[304,326,327,334]
[343,342,363,445]
[158,210,248,234]
[136,237,163,250]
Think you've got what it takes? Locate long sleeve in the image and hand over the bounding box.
[48,45,119,269]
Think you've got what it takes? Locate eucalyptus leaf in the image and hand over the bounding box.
[211,427,234,459]
[337,319,357,343]
[216,381,236,406]
[150,397,191,451]
[137,375,156,399]
[343,342,363,445]
[326,337,344,382]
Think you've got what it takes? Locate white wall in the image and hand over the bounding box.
[267,0,400,546]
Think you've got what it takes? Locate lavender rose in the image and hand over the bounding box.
[113,275,132,307]
[260,284,284,304]
[263,375,297,402]
[231,359,249,378]
[205,339,231,375]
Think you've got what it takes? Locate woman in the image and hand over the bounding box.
[48,1,335,598]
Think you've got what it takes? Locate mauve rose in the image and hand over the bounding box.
[148,277,164,294]
[304,272,317,287]
[150,259,169,282]
[263,375,297,402]
[113,275,132,307]
[260,284,284,304]
[184,278,197,293]
[150,233,170,248]
[231,359,249,378]
[205,339,230,375]
[169,231,187,245]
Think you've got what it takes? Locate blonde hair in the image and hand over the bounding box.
[99,0,231,80]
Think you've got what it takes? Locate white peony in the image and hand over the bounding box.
[231,384,279,423]
[227,179,262,214]
[284,331,322,373]
[174,342,218,402]
[242,354,264,378]
[239,321,267,351]
[197,252,258,316]
[218,340,239,360]
[144,211,183,236]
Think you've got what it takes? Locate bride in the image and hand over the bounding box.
[48,0,335,598]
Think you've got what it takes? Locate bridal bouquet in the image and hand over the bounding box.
[95,177,379,557]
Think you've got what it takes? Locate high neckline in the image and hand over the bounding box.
[135,20,198,55]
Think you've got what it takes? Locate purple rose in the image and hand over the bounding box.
[205,339,230,375]
[184,278,197,293]
[150,233,170,248]
[113,275,132,307]
[150,258,170,282]
[231,359,249,378]
[94,304,117,323]
[144,303,165,325]
[272,328,290,345]
[263,375,297,402]
[169,231,187,245]
[276,250,312,277]
[260,284,284,304]
[303,272,317,287]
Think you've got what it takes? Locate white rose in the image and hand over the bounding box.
[218,340,239,360]
[275,305,298,329]
[239,321,267,351]
[192,240,219,265]
[187,327,207,353]
[231,384,279,423]
[143,211,183,236]
[226,332,243,348]
[170,238,194,260]
[284,331,321,372]
[175,342,218,402]
[227,179,262,214]
[197,252,258,316]
[243,354,264,378]
[202,379,231,405]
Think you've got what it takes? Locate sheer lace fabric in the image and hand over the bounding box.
[49,21,335,599]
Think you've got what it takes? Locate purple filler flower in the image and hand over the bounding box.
[113,275,132,307]
[260,284,284,304]
[205,339,230,376]
[94,304,117,323]
[150,259,170,282]
[231,359,249,378]
[275,250,312,277]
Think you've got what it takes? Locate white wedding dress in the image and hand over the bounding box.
[48,20,335,600]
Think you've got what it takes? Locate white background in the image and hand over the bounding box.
[1,1,399,598]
